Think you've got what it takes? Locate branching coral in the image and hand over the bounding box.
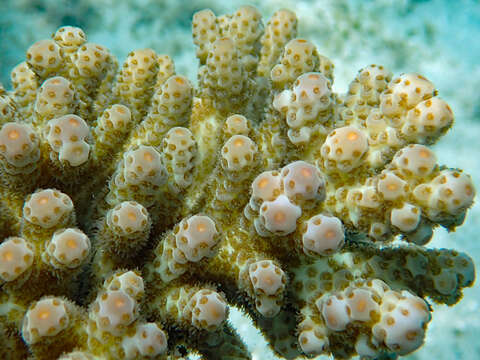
[0,6,476,360]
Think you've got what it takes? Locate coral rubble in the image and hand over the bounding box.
[0,5,476,360]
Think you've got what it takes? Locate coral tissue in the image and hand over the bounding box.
[0,5,475,360]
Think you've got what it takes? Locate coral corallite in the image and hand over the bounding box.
[0,6,476,360]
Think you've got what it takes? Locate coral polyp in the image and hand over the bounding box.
[0,5,475,360]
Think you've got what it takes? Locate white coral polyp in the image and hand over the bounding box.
[22,297,69,344]
[281,161,325,202]
[298,327,329,356]
[0,122,40,168]
[53,26,86,49]
[319,294,350,331]
[386,73,435,111]
[377,171,407,201]
[105,270,145,300]
[251,170,282,203]
[157,75,193,119]
[174,215,219,263]
[225,114,250,136]
[73,43,109,77]
[122,322,168,359]
[163,127,196,164]
[373,290,431,356]
[99,104,131,130]
[390,203,421,233]
[430,170,475,215]
[47,228,90,268]
[345,287,380,322]
[123,145,167,187]
[320,126,368,172]
[392,144,437,177]
[107,201,149,236]
[288,72,331,123]
[34,76,74,118]
[221,134,257,173]
[302,214,345,256]
[402,97,454,140]
[249,260,286,317]
[259,194,301,235]
[249,260,286,296]
[46,114,90,166]
[23,189,74,228]
[94,289,136,335]
[185,289,228,331]
[0,237,34,281]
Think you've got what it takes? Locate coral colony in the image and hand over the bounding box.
[0,5,475,360]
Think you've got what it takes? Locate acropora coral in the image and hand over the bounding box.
[0,5,476,360]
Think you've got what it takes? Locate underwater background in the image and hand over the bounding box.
[0,0,478,359]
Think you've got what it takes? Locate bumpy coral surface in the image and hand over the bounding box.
[0,6,476,360]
